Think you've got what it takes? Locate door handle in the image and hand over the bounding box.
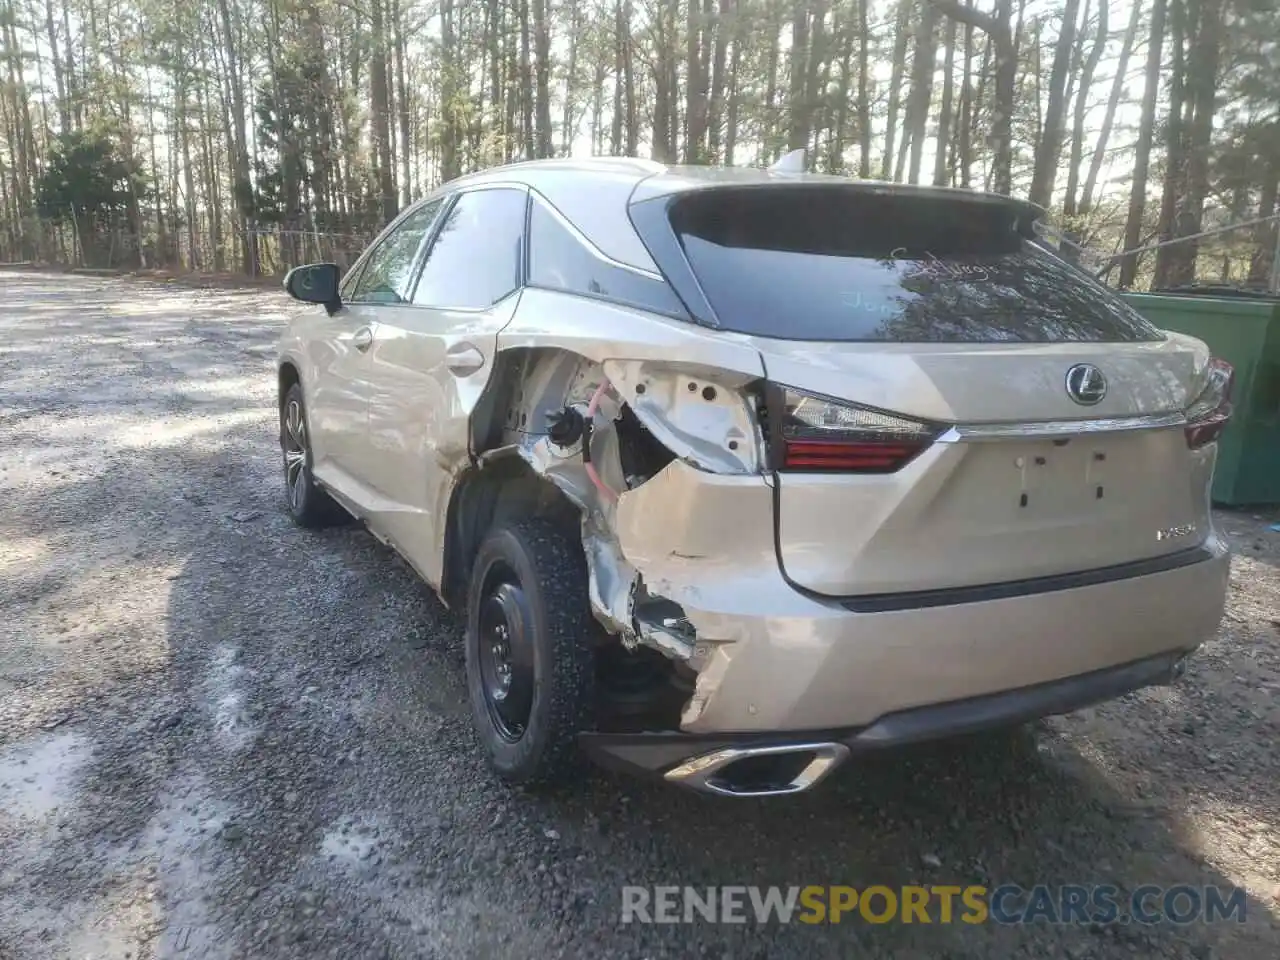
[445,342,486,377]
[352,326,373,352]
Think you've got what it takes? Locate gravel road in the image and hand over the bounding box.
[1,270,1278,959]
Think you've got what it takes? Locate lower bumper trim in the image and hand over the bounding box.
[835,546,1213,613]
[579,649,1190,787]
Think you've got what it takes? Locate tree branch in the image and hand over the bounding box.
[926,0,1000,39]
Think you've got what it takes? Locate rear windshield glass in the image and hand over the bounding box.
[669,187,1162,343]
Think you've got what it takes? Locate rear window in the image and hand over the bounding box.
[669,187,1162,343]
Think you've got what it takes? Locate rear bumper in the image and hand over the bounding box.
[613,463,1231,736]
[580,648,1191,783]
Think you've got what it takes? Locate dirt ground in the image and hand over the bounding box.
[1,270,1277,959]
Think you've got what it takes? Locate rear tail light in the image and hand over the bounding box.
[773,387,941,473]
[1183,358,1234,450]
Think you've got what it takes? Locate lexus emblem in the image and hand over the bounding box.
[1065,363,1107,406]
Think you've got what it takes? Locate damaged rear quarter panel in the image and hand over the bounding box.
[613,460,784,728]
[601,359,762,474]
[496,289,766,403]
[470,288,779,729]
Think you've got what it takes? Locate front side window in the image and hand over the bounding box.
[412,188,528,309]
[348,198,444,304]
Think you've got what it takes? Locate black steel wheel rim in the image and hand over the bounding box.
[477,568,536,743]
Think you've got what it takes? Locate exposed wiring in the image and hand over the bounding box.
[584,379,620,503]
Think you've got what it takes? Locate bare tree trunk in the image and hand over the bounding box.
[43,0,70,134]
[60,0,78,129]
[933,13,956,185]
[1155,0,1221,287]
[1028,0,1080,208]
[592,55,607,153]
[264,0,291,258]
[652,0,677,160]
[804,0,829,159]
[957,0,974,186]
[1062,0,1105,216]
[786,0,812,152]
[518,0,534,159]
[762,3,782,161]
[666,0,680,155]
[931,0,1014,194]
[685,0,708,160]
[904,3,938,184]
[724,0,744,164]
[880,0,911,179]
[560,0,580,156]
[830,1,855,174]
[393,0,412,204]
[707,0,731,161]
[611,0,624,153]
[485,0,502,153]
[441,0,461,178]
[173,29,199,269]
[2,0,34,251]
[1247,163,1278,285]
[1119,0,1166,288]
[195,47,225,271]
[369,0,397,220]
[140,17,167,265]
[1079,5,1135,215]
[28,0,52,160]
[214,0,256,273]
[1153,0,1188,286]
[623,0,637,153]
[532,0,552,156]
[306,2,336,223]
[856,0,871,177]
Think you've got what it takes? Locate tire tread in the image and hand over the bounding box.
[466,517,596,786]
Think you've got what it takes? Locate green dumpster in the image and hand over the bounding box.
[1122,291,1280,507]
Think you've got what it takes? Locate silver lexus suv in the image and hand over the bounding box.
[276,157,1231,797]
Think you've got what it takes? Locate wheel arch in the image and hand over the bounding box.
[441,457,580,610]
[278,358,302,410]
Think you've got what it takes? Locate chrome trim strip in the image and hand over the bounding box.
[938,410,1187,442]
[664,742,850,797]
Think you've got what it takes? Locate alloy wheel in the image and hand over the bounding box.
[283,398,308,512]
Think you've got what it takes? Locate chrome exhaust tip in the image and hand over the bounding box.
[663,742,850,798]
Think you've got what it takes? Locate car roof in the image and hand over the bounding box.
[432,157,1042,273]
[451,155,1038,203]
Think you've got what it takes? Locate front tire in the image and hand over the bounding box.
[465,518,595,785]
[279,383,347,528]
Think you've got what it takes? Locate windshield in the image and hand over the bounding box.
[669,187,1164,343]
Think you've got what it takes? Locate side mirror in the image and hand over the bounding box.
[284,263,342,314]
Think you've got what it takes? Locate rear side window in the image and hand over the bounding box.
[528,196,687,317]
[669,187,1162,343]
[412,188,527,309]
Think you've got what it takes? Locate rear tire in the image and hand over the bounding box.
[465,518,595,785]
[280,383,347,528]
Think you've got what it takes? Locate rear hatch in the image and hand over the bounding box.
[656,184,1222,597]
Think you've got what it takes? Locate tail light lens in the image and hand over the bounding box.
[1183,358,1234,450]
[775,387,941,472]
